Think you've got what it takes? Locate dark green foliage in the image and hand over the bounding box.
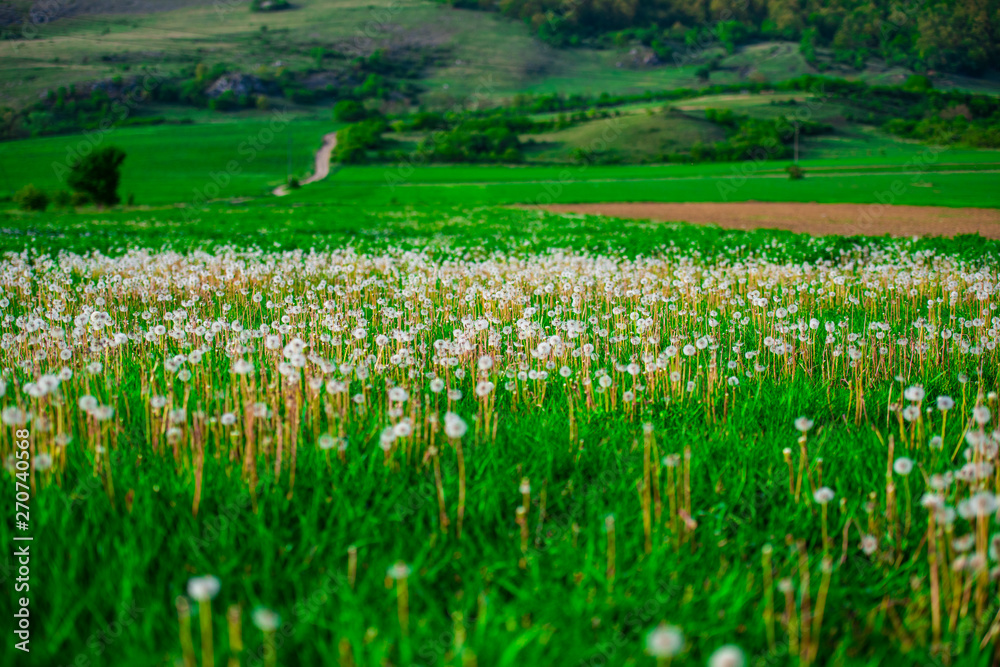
[446,0,1000,75]
[332,119,388,164]
[419,126,523,163]
[249,0,291,12]
[680,109,832,163]
[333,100,369,122]
[13,184,48,211]
[67,146,126,207]
[52,190,74,209]
[903,75,934,92]
[786,164,805,179]
[413,116,530,163]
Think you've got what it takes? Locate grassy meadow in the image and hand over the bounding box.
[3,2,1000,666]
[1,119,998,208]
[0,117,341,205]
[1,205,1000,667]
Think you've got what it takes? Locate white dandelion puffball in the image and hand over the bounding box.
[708,645,746,667]
[794,416,814,433]
[252,607,280,631]
[973,406,991,425]
[387,561,411,580]
[187,575,220,602]
[645,625,684,658]
[893,457,914,476]
[444,412,467,439]
[813,487,835,504]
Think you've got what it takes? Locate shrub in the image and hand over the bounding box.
[333,100,368,122]
[903,74,933,92]
[53,190,74,209]
[250,0,290,12]
[67,146,126,207]
[786,164,805,180]
[14,184,49,211]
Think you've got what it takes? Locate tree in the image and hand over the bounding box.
[333,100,368,122]
[67,147,126,207]
[903,74,933,92]
[14,184,49,211]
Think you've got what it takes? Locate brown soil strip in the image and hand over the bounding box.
[540,202,1000,238]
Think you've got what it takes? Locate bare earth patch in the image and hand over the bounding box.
[540,202,1000,238]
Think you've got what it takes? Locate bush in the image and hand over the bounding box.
[903,74,933,92]
[67,146,126,207]
[786,164,805,180]
[332,119,387,164]
[14,184,49,211]
[53,190,74,209]
[250,0,290,11]
[333,100,368,122]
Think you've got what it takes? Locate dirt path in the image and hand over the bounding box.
[273,131,338,196]
[539,202,1000,238]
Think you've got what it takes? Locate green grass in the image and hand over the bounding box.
[7,203,999,257]
[298,165,1000,209]
[1,204,999,667]
[523,112,726,163]
[2,116,997,210]
[0,117,342,204]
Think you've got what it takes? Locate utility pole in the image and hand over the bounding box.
[286,123,292,184]
[794,123,799,165]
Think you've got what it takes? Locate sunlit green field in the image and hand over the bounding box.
[2,119,998,209]
[0,117,340,205]
[2,205,1000,666]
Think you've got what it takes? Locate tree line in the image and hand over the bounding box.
[444,0,999,75]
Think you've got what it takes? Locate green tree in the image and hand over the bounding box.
[333,100,368,122]
[903,74,933,92]
[68,146,127,208]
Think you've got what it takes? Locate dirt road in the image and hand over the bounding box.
[273,131,338,196]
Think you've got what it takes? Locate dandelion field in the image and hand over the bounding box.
[2,206,1000,666]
